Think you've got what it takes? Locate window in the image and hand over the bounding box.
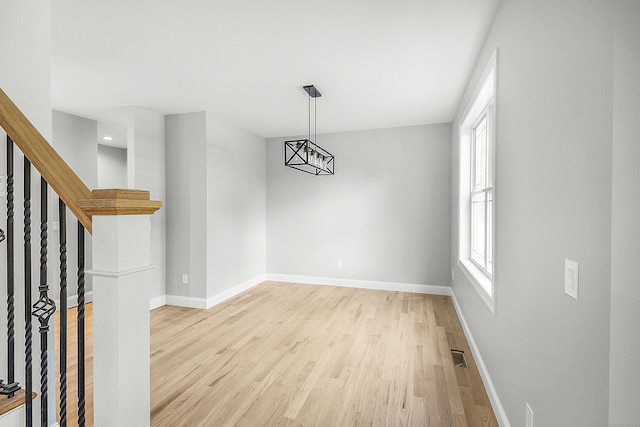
[458,50,496,312]
[470,113,493,276]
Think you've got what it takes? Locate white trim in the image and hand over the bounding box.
[149,295,166,310]
[458,48,498,313]
[460,49,498,126]
[459,259,495,313]
[205,274,266,309]
[164,295,208,309]
[164,274,266,310]
[450,290,510,427]
[86,264,156,278]
[265,273,452,296]
[54,291,94,310]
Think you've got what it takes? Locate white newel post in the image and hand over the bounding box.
[88,215,154,427]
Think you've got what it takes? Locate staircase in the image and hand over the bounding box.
[0,88,161,427]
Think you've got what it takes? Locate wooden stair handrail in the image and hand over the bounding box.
[0,88,161,234]
[0,88,93,231]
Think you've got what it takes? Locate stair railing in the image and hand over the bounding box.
[0,88,161,427]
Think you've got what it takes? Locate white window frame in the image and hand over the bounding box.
[470,110,493,275]
[458,50,497,313]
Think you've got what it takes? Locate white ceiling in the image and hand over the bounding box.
[52,0,499,139]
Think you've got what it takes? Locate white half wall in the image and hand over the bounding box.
[266,124,451,288]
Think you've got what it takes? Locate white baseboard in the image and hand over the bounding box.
[205,274,266,309]
[150,274,449,310]
[265,273,452,296]
[149,295,166,310]
[450,290,511,427]
[165,294,208,309]
[54,291,94,310]
[163,274,266,310]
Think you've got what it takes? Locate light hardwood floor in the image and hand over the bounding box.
[150,281,498,426]
[54,282,497,426]
[54,303,94,427]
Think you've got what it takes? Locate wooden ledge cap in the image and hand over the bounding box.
[78,189,162,216]
[0,390,37,417]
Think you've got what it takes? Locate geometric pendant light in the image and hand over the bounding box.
[284,85,335,175]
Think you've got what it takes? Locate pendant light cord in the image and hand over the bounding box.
[308,94,311,141]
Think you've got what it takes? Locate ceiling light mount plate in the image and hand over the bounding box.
[303,85,321,98]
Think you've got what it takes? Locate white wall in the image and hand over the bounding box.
[0,1,52,140]
[52,111,98,188]
[0,2,53,423]
[451,1,613,425]
[206,113,266,297]
[97,145,127,188]
[267,124,451,286]
[127,107,166,303]
[609,1,640,425]
[165,112,208,300]
[51,110,98,304]
[165,112,267,305]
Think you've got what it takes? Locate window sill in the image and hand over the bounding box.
[458,258,495,313]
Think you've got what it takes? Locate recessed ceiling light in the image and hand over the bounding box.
[103,136,113,141]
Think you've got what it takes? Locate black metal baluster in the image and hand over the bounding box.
[24,158,33,427]
[77,222,86,427]
[4,136,18,396]
[59,199,68,427]
[32,178,55,427]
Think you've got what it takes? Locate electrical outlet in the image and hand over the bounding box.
[564,259,579,300]
[526,403,534,427]
[182,274,189,285]
[337,260,343,269]
[451,269,455,281]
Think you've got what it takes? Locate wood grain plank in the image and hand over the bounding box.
[54,304,94,427]
[54,282,498,426]
[0,390,37,416]
[77,189,161,216]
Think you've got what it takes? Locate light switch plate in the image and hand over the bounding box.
[564,259,579,300]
